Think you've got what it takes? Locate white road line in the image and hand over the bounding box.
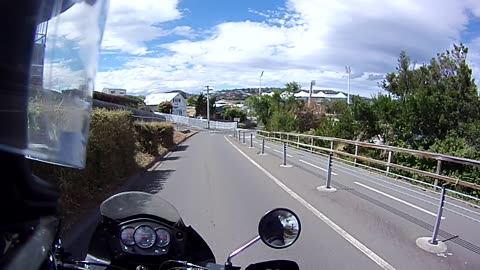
[224,136,396,270]
[273,149,293,157]
[253,141,259,144]
[299,159,338,176]
[354,182,445,220]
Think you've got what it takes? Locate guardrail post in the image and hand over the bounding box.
[250,133,253,148]
[317,152,336,192]
[280,142,291,167]
[431,185,446,244]
[326,153,333,188]
[243,131,246,144]
[287,134,290,146]
[261,139,265,155]
[297,136,300,149]
[434,160,443,191]
[386,151,393,174]
[310,137,314,153]
[354,144,359,166]
[416,184,447,253]
[330,141,334,151]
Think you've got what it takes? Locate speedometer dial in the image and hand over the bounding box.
[134,225,156,249]
[155,228,171,247]
[120,227,135,246]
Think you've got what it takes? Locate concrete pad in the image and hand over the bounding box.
[416,237,447,254]
[316,185,337,192]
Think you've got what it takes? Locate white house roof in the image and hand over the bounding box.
[261,92,274,96]
[145,93,180,105]
[331,92,347,99]
[294,91,310,98]
[311,91,347,99]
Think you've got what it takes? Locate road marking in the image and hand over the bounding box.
[224,136,396,270]
[273,149,292,157]
[253,141,259,144]
[299,159,338,176]
[354,182,445,220]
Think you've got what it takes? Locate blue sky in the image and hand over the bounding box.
[51,0,480,97]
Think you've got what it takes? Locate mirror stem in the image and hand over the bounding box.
[226,236,261,264]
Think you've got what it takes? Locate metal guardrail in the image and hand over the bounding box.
[256,130,480,191]
[155,112,237,130]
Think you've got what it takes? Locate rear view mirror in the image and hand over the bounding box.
[258,208,301,249]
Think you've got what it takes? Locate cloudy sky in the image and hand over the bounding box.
[56,0,480,97]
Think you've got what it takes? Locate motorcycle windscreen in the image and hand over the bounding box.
[100,192,182,224]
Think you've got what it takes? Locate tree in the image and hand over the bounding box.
[209,96,216,119]
[223,107,246,122]
[195,94,207,117]
[158,101,172,113]
[187,96,196,106]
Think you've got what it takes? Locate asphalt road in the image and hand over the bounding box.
[66,130,480,269]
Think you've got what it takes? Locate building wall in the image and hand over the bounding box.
[171,94,187,116]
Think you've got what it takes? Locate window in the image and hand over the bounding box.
[110,90,115,94]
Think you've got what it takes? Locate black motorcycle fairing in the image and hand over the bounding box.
[100,192,182,226]
[86,192,216,268]
[245,260,299,270]
[183,225,216,265]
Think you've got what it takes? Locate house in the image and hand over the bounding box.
[144,92,187,116]
[102,88,127,96]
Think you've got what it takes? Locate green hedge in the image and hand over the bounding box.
[93,91,144,108]
[31,109,174,218]
[134,122,174,155]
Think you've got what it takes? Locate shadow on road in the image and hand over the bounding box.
[174,145,189,152]
[128,169,175,194]
[162,156,180,161]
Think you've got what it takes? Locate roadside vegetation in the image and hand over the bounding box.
[246,44,480,198]
[31,109,182,228]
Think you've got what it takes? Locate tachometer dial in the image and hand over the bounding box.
[134,225,156,249]
[120,227,135,246]
[155,228,171,247]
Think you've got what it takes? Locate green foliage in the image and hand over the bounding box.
[31,109,175,218]
[93,91,145,109]
[158,101,173,113]
[195,94,207,117]
[187,96,196,106]
[223,107,246,122]
[134,122,174,155]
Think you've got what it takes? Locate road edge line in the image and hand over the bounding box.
[224,136,396,270]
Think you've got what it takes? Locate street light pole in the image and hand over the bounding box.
[308,80,315,106]
[205,85,210,129]
[345,65,351,105]
[259,71,264,96]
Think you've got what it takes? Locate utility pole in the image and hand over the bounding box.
[205,85,210,129]
[308,80,315,106]
[259,71,264,96]
[345,65,351,105]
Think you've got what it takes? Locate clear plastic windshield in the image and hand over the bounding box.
[25,0,109,168]
[100,192,183,224]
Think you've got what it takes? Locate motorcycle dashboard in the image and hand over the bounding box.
[117,219,180,256]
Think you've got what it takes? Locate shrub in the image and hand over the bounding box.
[93,91,144,108]
[31,109,138,216]
[134,122,174,155]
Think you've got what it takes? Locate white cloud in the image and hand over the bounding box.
[95,0,480,97]
[101,0,182,55]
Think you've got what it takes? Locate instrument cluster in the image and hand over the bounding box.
[118,221,173,256]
